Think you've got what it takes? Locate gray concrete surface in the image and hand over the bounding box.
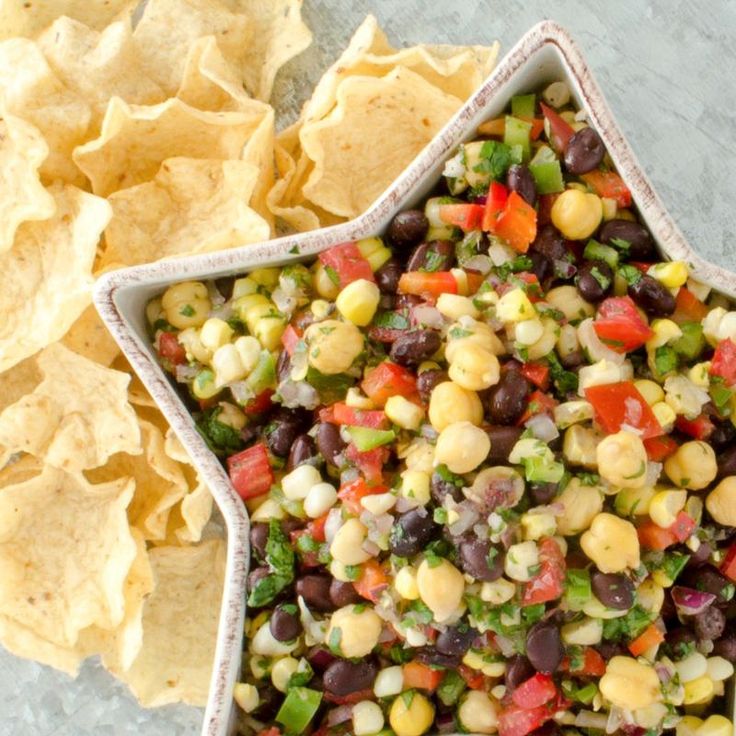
[2,1,735,734]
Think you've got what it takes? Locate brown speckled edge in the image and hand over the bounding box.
[94,21,736,736]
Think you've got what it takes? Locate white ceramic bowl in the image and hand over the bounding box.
[94,20,736,736]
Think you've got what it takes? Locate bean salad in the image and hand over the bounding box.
[148,80,736,736]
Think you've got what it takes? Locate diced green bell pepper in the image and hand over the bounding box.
[437,670,467,706]
[529,160,564,194]
[305,367,354,404]
[583,240,619,269]
[672,322,705,359]
[347,426,396,452]
[275,687,322,733]
[504,115,532,161]
[245,350,276,395]
[524,456,565,483]
[511,93,536,120]
[564,568,592,609]
[653,345,679,380]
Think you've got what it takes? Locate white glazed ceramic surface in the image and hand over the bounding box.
[94,20,736,736]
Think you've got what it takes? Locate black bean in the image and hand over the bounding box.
[316,422,346,467]
[252,685,281,720]
[595,641,628,661]
[307,646,337,672]
[563,127,605,174]
[214,276,236,301]
[506,164,537,205]
[531,224,567,263]
[505,655,535,691]
[286,434,317,472]
[390,510,436,557]
[591,572,634,610]
[576,260,613,302]
[628,274,676,317]
[459,539,504,582]
[323,659,378,696]
[417,369,448,404]
[526,621,563,673]
[435,625,478,657]
[269,604,302,642]
[266,408,308,457]
[406,239,455,272]
[665,627,698,658]
[430,468,464,504]
[415,647,461,668]
[487,369,530,425]
[396,293,422,310]
[711,421,736,451]
[528,250,553,286]
[250,522,269,561]
[329,579,361,608]
[530,482,559,505]
[713,631,736,662]
[390,329,441,366]
[560,350,584,369]
[387,209,429,249]
[295,574,335,613]
[693,605,726,641]
[681,565,731,604]
[485,426,524,463]
[375,258,402,293]
[718,445,736,479]
[599,220,655,260]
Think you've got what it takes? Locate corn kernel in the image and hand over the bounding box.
[652,401,676,431]
[650,261,689,289]
[688,362,712,388]
[696,715,733,736]
[634,379,665,406]
[601,196,618,220]
[649,489,687,528]
[356,237,392,271]
[637,578,665,613]
[458,691,499,734]
[389,691,434,736]
[652,569,676,588]
[192,368,219,399]
[675,652,707,683]
[233,682,259,712]
[253,309,287,351]
[353,700,385,736]
[480,577,516,604]
[385,395,425,430]
[496,288,536,322]
[311,298,331,319]
[232,276,257,299]
[676,716,704,736]
[199,317,234,351]
[515,318,545,346]
[521,511,557,540]
[346,387,375,409]
[400,470,431,506]
[212,343,246,386]
[313,262,340,299]
[395,565,420,600]
[647,319,682,350]
[374,666,404,697]
[162,280,211,329]
[462,650,505,677]
[336,278,380,326]
[436,293,479,320]
[683,676,714,705]
[450,268,471,296]
[561,616,603,646]
[249,267,280,288]
[706,656,734,682]
[271,656,299,692]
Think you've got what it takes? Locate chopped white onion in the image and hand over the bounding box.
[278,379,319,409]
[230,380,255,404]
[442,151,465,178]
[324,508,343,545]
[271,287,297,316]
[575,712,608,730]
[448,502,479,536]
[463,255,493,274]
[175,364,200,383]
[411,304,445,329]
[488,241,516,266]
[525,413,560,442]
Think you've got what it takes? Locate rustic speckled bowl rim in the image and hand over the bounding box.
[94,20,736,736]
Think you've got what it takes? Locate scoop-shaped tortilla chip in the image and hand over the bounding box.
[0,182,110,372]
[102,157,270,268]
[73,96,271,197]
[0,343,141,472]
[109,538,226,707]
[300,66,463,218]
[0,464,137,648]
[0,356,41,416]
[60,305,120,367]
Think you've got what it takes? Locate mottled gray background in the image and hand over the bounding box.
[2,0,735,734]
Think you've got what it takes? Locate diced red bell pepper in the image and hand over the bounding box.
[337,477,388,515]
[158,331,187,366]
[637,520,677,551]
[628,623,664,657]
[519,362,550,391]
[321,402,388,429]
[643,435,679,462]
[398,271,458,299]
[494,191,538,253]
[482,181,509,232]
[345,444,388,484]
[581,170,632,208]
[319,242,375,287]
[519,390,558,425]
[526,117,545,140]
[227,443,273,500]
[720,544,736,582]
[256,728,282,736]
[459,664,486,690]
[353,559,390,603]
[673,287,709,324]
[439,203,485,232]
[512,674,557,709]
[403,660,444,691]
[361,361,418,408]
[564,647,606,677]
[593,296,653,353]
[540,102,575,152]
[584,381,663,439]
[499,704,552,736]
[243,388,275,416]
[670,511,696,543]
[523,538,565,606]
[675,413,715,440]
[710,339,736,386]
[281,324,302,356]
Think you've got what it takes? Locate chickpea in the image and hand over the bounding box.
[330,518,372,565]
[448,342,500,391]
[556,478,604,535]
[313,261,340,299]
[706,476,736,527]
[545,285,595,323]
[445,319,505,363]
[304,319,364,375]
[561,617,603,646]
[563,425,601,470]
[458,691,498,734]
[162,281,211,329]
[581,513,640,573]
[664,441,717,490]
[434,421,490,474]
[326,605,383,658]
[428,381,483,431]
[504,540,539,582]
[389,691,435,736]
[416,558,465,623]
[551,188,603,240]
[599,656,662,710]
[596,430,648,488]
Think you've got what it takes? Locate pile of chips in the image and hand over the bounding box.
[0,0,498,710]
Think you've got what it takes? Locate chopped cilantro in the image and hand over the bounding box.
[473,140,516,180]
[195,406,243,457]
[324,265,340,286]
[179,304,195,317]
[618,264,642,286]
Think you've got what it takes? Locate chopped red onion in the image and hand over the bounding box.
[495,634,517,657]
[326,705,353,727]
[671,586,716,616]
[554,259,577,279]
[362,539,381,557]
[411,304,444,329]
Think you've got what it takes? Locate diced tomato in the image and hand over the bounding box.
[523,538,565,606]
[495,191,538,253]
[337,478,388,515]
[482,181,509,232]
[628,623,664,657]
[585,381,663,439]
[398,271,458,299]
[499,704,552,736]
[319,242,375,287]
[256,728,282,736]
[158,331,187,365]
[305,514,327,544]
[673,287,709,324]
[439,203,485,231]
[459,664,486,690]
[593,296,653,353]
[562,647,606,677]
[361,361,418,408]
[670,511,696,543]
[512,674,557,708]
[354,559,390,603]
[402,661,444,691]
[280,324,302,356]
[581,170,632,208]
[243,388,275,416]
[675,413,715,440]
[637,520,677,551]
[537,193,560,226]
[710,339,736,386]
[345,444,388,484]
[519,362,550,391]
[720,544,736,582]
[519,389,558,425]
[644,435,679,462]
[323,688,374,705]
[322,402,388,429]
[526,117,545,140]
[227,443,273,500]
[540,102,575,152]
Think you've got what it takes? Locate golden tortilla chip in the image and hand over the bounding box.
[60,305,120,367]
[0,343,141,472]
[0,355,42,415]
[0,182,110,373]
[109,538,226,707]
[0,465,137,648]
[102,157,270,268]
[175,479,215,544]
[73,96,271,197]
[300,66,463,218]
[0,38,90,184]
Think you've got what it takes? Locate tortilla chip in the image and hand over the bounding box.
[0,183,110,373]
[300,66,463,218]
[109,539,226,707]
[0,38,90,184]
[0,355,42,415]
[38,18,165,131]
[164,428,192,466]
[0,343,141,472]
[0,464,137,648]
[86,421,188,541]
[175,479,215,544]
[60,305,120,367]
[73,96,271,197]
[102,157,270,268]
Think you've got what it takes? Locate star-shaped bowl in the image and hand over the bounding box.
[94,20,736,736]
